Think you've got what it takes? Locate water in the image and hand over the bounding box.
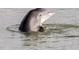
[0,8,79,50]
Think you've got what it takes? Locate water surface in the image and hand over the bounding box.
[0,8,79,50]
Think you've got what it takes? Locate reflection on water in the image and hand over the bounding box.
[6,24,79,49]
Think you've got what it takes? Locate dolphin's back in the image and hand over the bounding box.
[19,9,33,32]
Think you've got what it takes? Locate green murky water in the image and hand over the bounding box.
[5,24,79,49]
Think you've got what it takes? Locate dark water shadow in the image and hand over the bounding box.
[64,35,79,38]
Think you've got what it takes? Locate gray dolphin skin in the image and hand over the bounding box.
[19,8,55,33]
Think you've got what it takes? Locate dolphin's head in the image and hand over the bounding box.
[37,9,55,24]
